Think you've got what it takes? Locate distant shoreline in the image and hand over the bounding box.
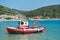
[29,19,60,20]
[0,19,60,21]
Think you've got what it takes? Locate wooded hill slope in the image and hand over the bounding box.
[0,5,60,19]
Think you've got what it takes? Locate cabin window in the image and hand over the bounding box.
[18,21,20,24]
[25,23,27,24]
[21,22,24,25]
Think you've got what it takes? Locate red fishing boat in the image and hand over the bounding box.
[6,20,46,34]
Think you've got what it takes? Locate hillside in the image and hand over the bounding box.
[0,5,60,19]
[0,5,25,15]
[12,9,26,13]
[22,5,60,19]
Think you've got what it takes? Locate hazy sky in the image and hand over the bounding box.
[0,0,60,11]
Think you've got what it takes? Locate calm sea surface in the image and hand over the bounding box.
[0,20,60,40]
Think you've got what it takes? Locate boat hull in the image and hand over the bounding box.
[6,27,45,34]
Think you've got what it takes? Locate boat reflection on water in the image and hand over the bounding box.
[6,32,46,40]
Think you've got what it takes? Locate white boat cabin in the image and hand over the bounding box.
[18,20,29,29]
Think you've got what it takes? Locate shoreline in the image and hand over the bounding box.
[0,19,60,21]
[29,19,60,20]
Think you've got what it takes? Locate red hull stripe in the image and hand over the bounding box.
[6,27,45,34]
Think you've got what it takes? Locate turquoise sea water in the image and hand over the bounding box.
[0,20,60,40]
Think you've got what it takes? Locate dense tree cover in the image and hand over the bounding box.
[0,5,22,15]
[22,5,60,18]
[6,17,12,20]
[0,5,60,19]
